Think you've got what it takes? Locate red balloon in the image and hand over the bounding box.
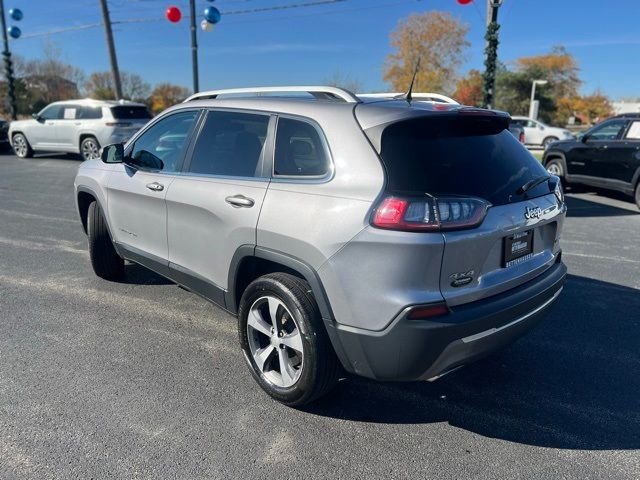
[457,0,473,4]
[166,6,182,23]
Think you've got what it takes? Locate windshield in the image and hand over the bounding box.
[371,115,551,205]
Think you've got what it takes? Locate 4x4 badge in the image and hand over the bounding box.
[524,206,543,220]
[450,270,474,287]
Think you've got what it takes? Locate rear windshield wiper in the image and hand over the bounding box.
[517,175,550,195]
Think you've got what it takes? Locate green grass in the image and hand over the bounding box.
[531,151,543,162]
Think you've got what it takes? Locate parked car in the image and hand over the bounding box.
[543,113,640,208]
[9,99,152,161]
[0,117,9,150]
[511,116,573,148]
[508,122,526,144]
[74,86,567,406]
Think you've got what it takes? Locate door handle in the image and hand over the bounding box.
[146,182,164,192]
[74,122,82,126]
[225,195,254,208]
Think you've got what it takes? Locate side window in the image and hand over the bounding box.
[129,110,198,172]
[588,120,627,141]
[624,121,640,140]
[274,117,329,177]
[38,105,62,120]
[78,106,103,120]
[187,110,270,177]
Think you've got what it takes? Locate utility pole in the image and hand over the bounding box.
[0,0,17,120]
[99,0,123,99]
[482,0,503,110]
[189,0,199,93]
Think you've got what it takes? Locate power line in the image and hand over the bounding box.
[18,0,351,40]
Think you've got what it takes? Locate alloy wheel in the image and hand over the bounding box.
[13,135,27,157]
[82,139,100,161]
[546,162,562,176]
[246,295,304,388]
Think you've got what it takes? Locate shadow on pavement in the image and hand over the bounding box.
[305,274,640,450]
[565,194,638,218]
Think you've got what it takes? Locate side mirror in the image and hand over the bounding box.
[101,143,124,163]
[580,134,589,143]
[32,113,43,122]
[539,125,545,131]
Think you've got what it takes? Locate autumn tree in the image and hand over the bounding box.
[85,71,151,102]
[149,83,191,114]
[556,91,613,125]
[496,46,581,124]
[384,11,470,93]
[453,69,483,106]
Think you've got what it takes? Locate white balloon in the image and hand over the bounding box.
[201,19,213,32]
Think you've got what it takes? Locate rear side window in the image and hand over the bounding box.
[274,118,329,177]
[375,115,549,205]
[111,106,152,120]
[78,106,102,119]
[187,110,270,177]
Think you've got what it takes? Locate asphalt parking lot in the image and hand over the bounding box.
[1,153,639,479]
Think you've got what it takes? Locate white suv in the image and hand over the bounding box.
[511,116,573,148]
[9,99,152,161]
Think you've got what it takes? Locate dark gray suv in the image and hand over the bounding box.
[74,86,567,405]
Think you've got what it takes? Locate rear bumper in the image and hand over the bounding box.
[327,259,566,381]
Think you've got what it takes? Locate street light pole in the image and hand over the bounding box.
[529,79,548,119]
[0,0,17,120]
[189,0,199,94]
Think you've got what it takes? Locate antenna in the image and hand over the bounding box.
[395,58,421,104]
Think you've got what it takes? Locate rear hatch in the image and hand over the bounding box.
[363,110,565,306]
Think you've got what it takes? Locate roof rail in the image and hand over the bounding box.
[358,92,459,105]
[184,86,360,103]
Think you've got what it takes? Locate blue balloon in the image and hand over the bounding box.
[9,8,23,21]
[204,6,221,24]
[8,26,21,39]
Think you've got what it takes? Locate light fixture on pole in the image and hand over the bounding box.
[529,79,548,120]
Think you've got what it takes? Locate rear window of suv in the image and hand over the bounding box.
[373,115,550,205]
[110,106,152,120]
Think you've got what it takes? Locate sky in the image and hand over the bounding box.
[9,0,640,99]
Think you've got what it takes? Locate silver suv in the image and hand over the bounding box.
[74,86,567,406]
[10,99,151,161]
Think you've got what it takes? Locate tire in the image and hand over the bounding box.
[80,136,101,161]
[542,136,559,149]
[238,273,341,406]
[12,133,33,158]
[87,201,124,280]
[635,183,640,210]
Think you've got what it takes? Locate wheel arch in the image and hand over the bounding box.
[76,186,113,238]
[227,246,335,321]
[79,133,99,151]
[543,150,567,168]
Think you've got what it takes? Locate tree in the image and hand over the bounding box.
[453,69,483,106]
[324,70,363,94]
[495,47,582,124]
[556,91,613,125]
[383,11,470,93]
[149,83,191,114]
[85,71,151,101]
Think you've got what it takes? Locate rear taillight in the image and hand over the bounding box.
[372,195,490,232]
[519,131,526,143]
[105,122,131,127]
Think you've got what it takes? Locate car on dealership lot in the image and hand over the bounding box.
[543,113,640,208]
[508,122,526,144]
[9,99,152,161]
[511,116,574,148]
[0,117,9,150]
[74,86,567,406]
